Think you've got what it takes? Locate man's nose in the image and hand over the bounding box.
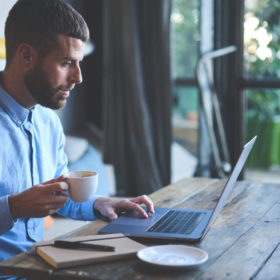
[72,64,83,84]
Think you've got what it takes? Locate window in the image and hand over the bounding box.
[171,0,280,182]
[170,0,200,181]
[244,0,280,79]
[244,0,280,181]
[171,0,200,78]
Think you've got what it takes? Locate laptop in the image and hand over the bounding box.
[99,136,257,242]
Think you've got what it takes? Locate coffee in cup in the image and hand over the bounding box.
[65,171,98,202]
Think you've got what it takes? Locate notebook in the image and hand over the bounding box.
[34,233,146,268]
[99,136,257,242]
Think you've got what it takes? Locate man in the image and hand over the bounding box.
[0,0,154,264]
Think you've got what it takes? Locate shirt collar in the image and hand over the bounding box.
[0,72,31,126]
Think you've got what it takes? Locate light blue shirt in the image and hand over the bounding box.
[0,77,99,262]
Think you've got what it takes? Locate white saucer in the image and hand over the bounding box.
[137,245,208,268]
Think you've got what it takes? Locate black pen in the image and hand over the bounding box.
[53,240,116,252]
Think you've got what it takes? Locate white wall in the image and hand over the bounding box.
[0,0,17,70]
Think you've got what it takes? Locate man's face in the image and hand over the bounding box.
[24,35,85,109]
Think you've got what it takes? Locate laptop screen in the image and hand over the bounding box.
[201,136,257,239]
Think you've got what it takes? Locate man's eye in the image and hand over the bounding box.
[63,61,73,67]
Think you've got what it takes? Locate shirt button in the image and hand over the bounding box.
[17,120,22,125]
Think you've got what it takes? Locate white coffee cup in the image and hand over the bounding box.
[65,171,99,202]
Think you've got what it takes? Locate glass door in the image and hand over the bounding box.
[170,0,200,182]
[244,0,280,182]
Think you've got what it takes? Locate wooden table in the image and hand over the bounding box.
[1,177,280,280]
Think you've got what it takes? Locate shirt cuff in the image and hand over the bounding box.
[80,196,103,220]
[0,195,16,234]
[57,195,103,221]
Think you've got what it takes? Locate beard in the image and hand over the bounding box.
[24,65,68,110]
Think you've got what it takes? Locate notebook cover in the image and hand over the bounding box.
[34,233,146,268]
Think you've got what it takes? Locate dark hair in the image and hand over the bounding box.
[5,0,89,65]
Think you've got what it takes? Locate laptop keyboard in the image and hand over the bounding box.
[147,210,206,235]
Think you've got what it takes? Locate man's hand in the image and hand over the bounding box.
[8,175,68,219]
[93,195,154,221]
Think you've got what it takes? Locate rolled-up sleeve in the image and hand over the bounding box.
[0,195,16,235]
[57,196,102,221]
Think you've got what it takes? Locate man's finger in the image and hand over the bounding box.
[42,175,65,185]
[119,200,149,218]
[42,182,69,194]
[131,195,154,214]
[105,209,118,221]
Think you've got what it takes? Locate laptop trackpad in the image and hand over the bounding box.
[114,210,163,226]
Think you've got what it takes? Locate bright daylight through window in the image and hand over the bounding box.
[170,0,200,181]
[244,0,280,182]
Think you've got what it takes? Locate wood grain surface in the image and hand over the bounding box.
[1,177,279,280]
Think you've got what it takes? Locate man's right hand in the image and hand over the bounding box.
[8,175,68,219]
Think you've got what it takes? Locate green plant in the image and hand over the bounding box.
[247,90,280,121]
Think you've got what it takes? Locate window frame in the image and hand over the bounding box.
[173,0,280,177]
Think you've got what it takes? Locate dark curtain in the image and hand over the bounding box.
[102,0,173,196]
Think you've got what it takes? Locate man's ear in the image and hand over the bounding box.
[17,43,38,70]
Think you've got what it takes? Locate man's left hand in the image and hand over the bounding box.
[93,195,154,221]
